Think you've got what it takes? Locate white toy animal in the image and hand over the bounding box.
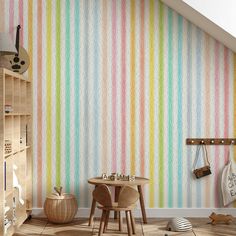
[13,164,24,205]
[167,217,192,232]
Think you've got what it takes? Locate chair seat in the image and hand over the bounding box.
[97,203,136,211]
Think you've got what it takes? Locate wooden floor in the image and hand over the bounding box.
[13,217,236,236]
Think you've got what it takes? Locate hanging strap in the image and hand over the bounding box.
[192,145,210,170]
[227,143,234,163]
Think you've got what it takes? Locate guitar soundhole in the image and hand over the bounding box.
[10,55,26,73]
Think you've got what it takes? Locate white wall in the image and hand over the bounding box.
[183,0,236,37]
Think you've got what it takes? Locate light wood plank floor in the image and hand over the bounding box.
[13,217,236,236]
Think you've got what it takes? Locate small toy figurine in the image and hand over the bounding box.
[209,212,233,225]
[101,173,108,180]
[128,175,135,181]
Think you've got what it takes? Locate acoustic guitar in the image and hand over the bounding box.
[5,25,30,74]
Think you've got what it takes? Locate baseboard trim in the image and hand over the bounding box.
[32,208,236,218]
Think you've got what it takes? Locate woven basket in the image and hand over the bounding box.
[44,193,78,223]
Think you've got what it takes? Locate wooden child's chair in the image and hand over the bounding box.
[92,184,139,236]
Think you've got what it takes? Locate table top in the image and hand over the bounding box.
[88,176,149,186]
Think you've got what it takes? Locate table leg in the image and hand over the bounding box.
[137,185,147,224]
[114,186,121,219]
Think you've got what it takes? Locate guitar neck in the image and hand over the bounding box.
[15,25,21,53]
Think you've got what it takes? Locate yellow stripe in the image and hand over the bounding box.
[149,0,155,207]
[130,0,136,175]
[46,0,52,194]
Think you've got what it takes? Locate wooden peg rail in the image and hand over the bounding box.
[186,138,236,145]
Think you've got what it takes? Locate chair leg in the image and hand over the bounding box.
[98,210,106,236]
[118,211,123,232]
[125,211,132,236]
[103,210,110,233]
[129,210,136,234]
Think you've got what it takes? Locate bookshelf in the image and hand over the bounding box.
[0,68,32,235]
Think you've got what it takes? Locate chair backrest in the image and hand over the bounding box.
[92,184,113,207]
[118,185,139,208]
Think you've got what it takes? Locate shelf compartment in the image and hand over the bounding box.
[4,75,13,114]
[13,78,21,113]
[4,156,13,196]
[20,116,27,148]
[20,81,27,113]
[25,82,31,114]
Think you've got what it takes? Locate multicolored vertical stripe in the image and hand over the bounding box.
[121,0,127,174]
[130,0,136,175]
[149,0,155,208]
[3,0,236,209]
[55,0,61,189]
[46,0,52,194]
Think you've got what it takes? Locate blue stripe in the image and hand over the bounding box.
[84,0,89,207]
[74,0,80,204]
[187,22,192,208]
[177,15,183,208]
[65,0,70,193]
[93,0,99,176]
[196,27,202,207]
[167,8,173,208]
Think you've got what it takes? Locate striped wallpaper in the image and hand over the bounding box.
[1,0,236,208]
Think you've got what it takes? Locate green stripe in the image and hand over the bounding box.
[74,0,80,202]
[55,0,61,187]
[149,0,155,207]
[158,1,164,208]
[167,8,173,208]
[65,0,70,192]
[46,0,52,194]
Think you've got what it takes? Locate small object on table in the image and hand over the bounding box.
[128,175,135,181]
[110,173,117,181]
[209,212,233,225]
[44,186,78,223]
[102,173,108,180]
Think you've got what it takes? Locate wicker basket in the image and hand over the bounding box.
[44,193,78,223]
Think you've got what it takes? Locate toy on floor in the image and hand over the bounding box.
[167,217,192,232]
[209,212,233,225]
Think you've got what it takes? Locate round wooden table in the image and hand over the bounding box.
[88,176,149,226]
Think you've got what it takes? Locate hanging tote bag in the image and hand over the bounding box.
[193,145,211,179]
[221,145,236,206]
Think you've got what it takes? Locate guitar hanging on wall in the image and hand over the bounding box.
[5,25,30,74]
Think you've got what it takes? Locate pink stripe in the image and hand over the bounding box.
[214,41,220,207]
[121,0,126,173]
[205,35,211,207]
[19,0,24,44]
[112,1,117,172]
[140,0,145,176]
[224,47,229,164]
[9,0,14,38]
